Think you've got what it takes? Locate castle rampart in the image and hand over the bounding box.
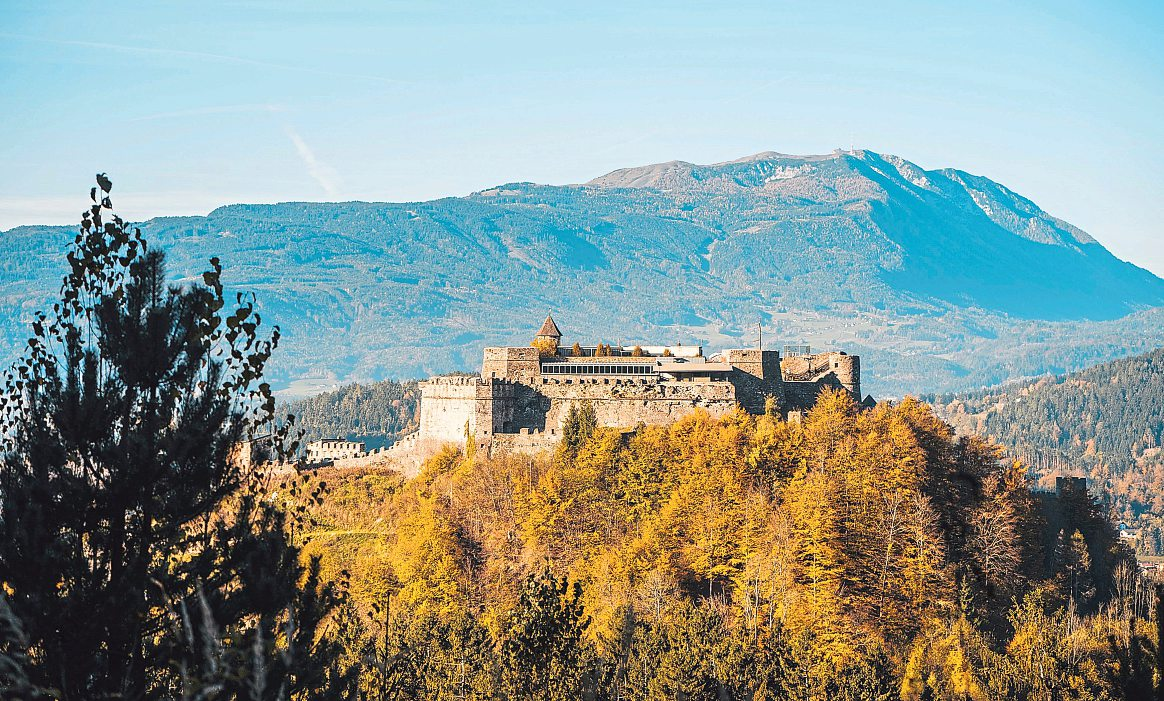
[409,316,866,459]
[418,376,483,444]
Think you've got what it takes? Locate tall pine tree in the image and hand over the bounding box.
[0,176,354,700]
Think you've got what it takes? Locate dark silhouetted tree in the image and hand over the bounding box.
[561,400,598,454]
[0,176,354,700]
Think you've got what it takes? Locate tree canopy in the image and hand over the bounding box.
[0,176,353,700]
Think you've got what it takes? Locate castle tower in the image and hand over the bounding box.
[535,314,562,345]
[532,314,562,357]
[726,349,785,413]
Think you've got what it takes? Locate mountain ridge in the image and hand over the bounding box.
[2,149,1162,396]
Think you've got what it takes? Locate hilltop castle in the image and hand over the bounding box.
[402,316,867,458]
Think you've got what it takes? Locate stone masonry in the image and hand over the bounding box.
[413,316,866,458]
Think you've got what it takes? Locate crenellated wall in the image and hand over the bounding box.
[537,377,738,430]
[410,343,863,460]
[418,376,481,444]
[491,428,562,455]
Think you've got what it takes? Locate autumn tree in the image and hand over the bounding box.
[782,469,854,673]
[1058,529,1097,608]
[532,337,559,357]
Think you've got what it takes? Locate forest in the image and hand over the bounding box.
[929,349,1164,551]
[294,395,1156,700]
[284,379,421,451]
[2,177,1163,700]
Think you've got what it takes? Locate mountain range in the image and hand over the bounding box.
[4,149,1164,396]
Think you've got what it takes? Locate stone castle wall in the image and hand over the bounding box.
[490,428,562,456]
[418,376,481,444]
[482,346,540,382]
[725,349,784,412]
[538,378,739,430]
[780,352,861,411]
[406,341,863,462]
[827,354,860,397]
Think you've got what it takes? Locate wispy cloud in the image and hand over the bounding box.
[0,33,412,85]
[283,126,342,198]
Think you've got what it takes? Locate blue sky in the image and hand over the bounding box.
[3,1,1163,274]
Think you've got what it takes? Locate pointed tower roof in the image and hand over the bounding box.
[536,314,562,339]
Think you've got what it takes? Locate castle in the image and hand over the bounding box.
[408,316,866,458]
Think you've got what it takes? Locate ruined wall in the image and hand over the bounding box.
[490,428,561,456]
[725,349,785,412]
[783,378,844,412]
[482,346,541,383]
[502,383,551,433]
[535,377,738,430]
[780,351,862,411]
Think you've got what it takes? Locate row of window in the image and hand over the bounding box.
[541,363,656,375]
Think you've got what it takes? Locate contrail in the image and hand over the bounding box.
[284,126,342,198]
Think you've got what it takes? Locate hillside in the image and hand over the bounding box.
[5,150,1164,396]
[929,347,1164,523]
[294,391,1149,699]
[283,378,421,450]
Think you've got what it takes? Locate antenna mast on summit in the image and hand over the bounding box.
[758,321,763,351]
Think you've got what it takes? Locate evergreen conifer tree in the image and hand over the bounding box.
[0,176,354,700]
[561,401,598,454]
[500,567,591,701]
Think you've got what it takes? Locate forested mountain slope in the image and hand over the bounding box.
[929,347,1164,521]
[6,150,1164,396]
[283,379,421,450]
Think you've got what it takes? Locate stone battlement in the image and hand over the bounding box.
[421,375,485,387]
[412,315,865,459]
